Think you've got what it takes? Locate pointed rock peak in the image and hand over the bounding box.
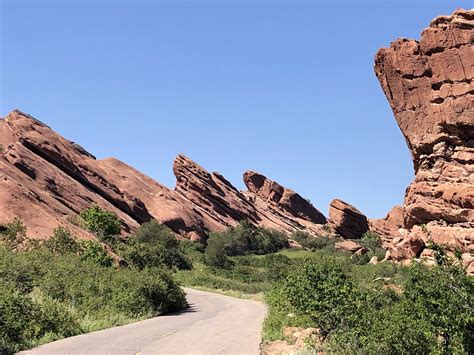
[173,154,215,187]
[243,170,326,224]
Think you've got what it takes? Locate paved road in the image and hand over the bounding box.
[20,288,267,355]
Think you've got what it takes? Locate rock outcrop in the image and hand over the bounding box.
[0,110,327,242]
[243,171,326,225]
[369,205,404,243]
[329,199,369,239]
[375,8,473,255]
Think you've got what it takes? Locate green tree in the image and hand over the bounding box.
[204,232,234,269]
[78,240,113,267]
[267,256,359,338]
[121,220,191,270]
[79,205,121,242]
[361,231,381,252]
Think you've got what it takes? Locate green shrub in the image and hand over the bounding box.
[203,221,288,267]
[79,205,121,242]
[291,231,334,250]
[43,227,80,255]
[0,281,81,354]
[179,239,205,264]
[262,254,292,281]
[264,245,473,353]
[0,218,26,249]
[204,232,234,269]
[267,256,360,338]
[224,221,288,256]
[0,245,186,353]
[0,281,39,353]
[78,240,113,267]
[361,231,381,252]
[119,221,191,270]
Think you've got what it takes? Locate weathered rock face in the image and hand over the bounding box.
[243,171,326,225]
[329,199,369,239]
[174,157,328,236]
[369,205,404,242]
[0,110,327,241]
[374,8,473,254]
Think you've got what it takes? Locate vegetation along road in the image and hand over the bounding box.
[20,288,267,355]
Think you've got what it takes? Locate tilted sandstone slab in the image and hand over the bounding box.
[329,199,369,239]
[174,156,328,236]
[0,110,327,241]
[243,171,326,225]
[374,8,474,253]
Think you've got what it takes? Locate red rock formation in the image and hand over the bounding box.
[369,206,404,242]
[243,171,326,225]
[0,111,327,241]
[329,199,369,239]
[375,9,473,255]
[174,156,328,236]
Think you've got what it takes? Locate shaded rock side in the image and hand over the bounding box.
[173,155,328,236]
[374,8,474,245]
[329,199,369,239]
[243,171,326,224]
[369,205,404,242]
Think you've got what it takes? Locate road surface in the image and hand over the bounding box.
[20,288,267,355]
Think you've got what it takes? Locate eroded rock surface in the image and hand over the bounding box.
[375,8,474,255]
[329,199,369,239]
[369,206,404,243]
[0,111,327,241]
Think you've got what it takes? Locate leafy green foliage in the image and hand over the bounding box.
[203,221,288,269]
[204,232,234,269]
[79,205,121,242]
[0,218,26,249]
[78,240,113,267]
[224,220,288,256]
[0,279,81,354]
[0,225,187,354]
[291,231,334,251]
[43,227,80,255]
[118,220,191,270]
[266,256,359,338]
[360,231,381,252]
[264,245,474,354]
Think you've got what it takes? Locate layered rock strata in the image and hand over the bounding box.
[0,110,327,241]
[374,8,473,257]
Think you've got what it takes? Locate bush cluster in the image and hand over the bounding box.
[117,220,192,270]
[291,230,335,251]
[265,248,474,353]
[0,212,190,354]
[204,220,288,268]
[79,205,121,242]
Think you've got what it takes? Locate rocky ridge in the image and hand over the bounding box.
[0,110,328,241]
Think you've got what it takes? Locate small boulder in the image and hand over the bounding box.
[352,247,369,257]
[335,240,363,253]
[369,256,378,265]
[389,237,425,261]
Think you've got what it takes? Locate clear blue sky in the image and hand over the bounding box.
[1,1,470,218]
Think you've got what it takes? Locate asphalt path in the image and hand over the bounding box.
[20,288,267,355]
